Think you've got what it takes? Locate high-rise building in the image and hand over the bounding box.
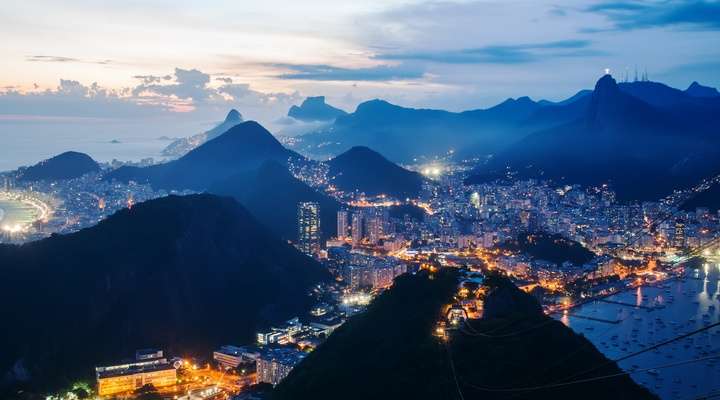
[256,348,306,386]
[674,220,685,249]
[298,202,321,257]
[337,210,349,240]
[351,212,364,247]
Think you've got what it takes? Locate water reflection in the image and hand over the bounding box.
[558,265,720,399]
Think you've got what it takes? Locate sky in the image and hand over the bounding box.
[1,0,719,166]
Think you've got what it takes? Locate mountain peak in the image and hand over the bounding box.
[355,99,396,113]
[288,96,346,121]
[685,81,720,98]
[19,151,100,181]
[224,109,243,123]
[328,146,424,198]
[594,74,619,94]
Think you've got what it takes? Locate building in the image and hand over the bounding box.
[213,345,245,369]
[135,348,164,361]
[213,345,260,370]
[298,202,321,257]
[351,212,364,247]
[96,355,177,396]
[342,263,407,290]
[674,220,685,249]
[256,348,306,386]
[337,210,349,240]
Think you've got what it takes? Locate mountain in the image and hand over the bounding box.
[685,81,720,98]
[294,96,579,163]
[288,96,347,122]
[18,151,99,181]
[272,270,654,400]
[161,109,244,158]
[106,121,299,191]
[616,80,720,109]
[209,161,341,241]
[0,194,328,394]
[681,181,720,212]
[327,146,425,199]
[467,75,720,201]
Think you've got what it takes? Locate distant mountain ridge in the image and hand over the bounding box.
[466,75,720,201]
[292,79,719,166]
[161,109,244,158]
[18,151,100,181]
[327,146,426,199]
[0,194,328,393]
[106,121,299,190]
[288,96,347,122]
[293,91,597,163]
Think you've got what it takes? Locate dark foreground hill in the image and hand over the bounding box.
[327,146,425,199]
[18,151,100,181]
[106,121,298,190]
[0,194,328,394]
[681,181,720,213]
[273,270,654,400]
[209,161,341,241]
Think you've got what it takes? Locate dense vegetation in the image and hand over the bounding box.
[18,151,99,181]
[209,161,341,240]
[499,232,595,266]
[273,270,653,399]
[0,194,328,395]
[682,181,720,212]
[327,146,426,199]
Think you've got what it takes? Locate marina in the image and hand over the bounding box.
[559,265,720,399]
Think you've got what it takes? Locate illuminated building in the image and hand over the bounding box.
[213,345,259,370]
[342,263,407,290]
[95,352,176,396]
[256,348,306,386]
[256,318,306,346]
[674,220,685,249]
[365,209,389,244]
[351,212,363,247]
[337,210,349,240]
[135,348,164,361]
[298,202,321,257]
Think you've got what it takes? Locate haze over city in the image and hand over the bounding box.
[1,1,720,400]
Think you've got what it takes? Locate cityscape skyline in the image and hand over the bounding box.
[2,2,720,400]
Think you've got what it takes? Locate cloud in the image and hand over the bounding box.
[586,0,720,30]
[0,67,305,130]
[376,40,603,64]
[26,55,114,65]
[133,68,214,101]
[272,63,424,81]
[0,80,165,119]
[132,74,172,84]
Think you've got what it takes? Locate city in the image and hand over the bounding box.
[2,1,720,399]
[6,150,720,400]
